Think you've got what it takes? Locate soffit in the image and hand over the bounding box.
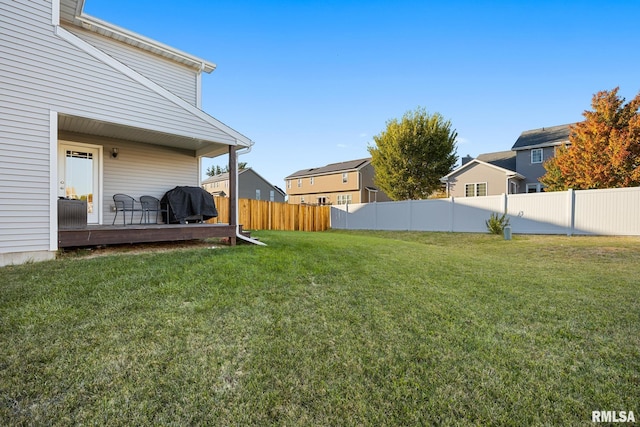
[58,114,229,157]
[59,0,216,72]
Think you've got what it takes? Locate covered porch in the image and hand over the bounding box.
[56,113,250,248]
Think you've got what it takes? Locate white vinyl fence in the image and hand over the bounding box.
[331,187,640,236]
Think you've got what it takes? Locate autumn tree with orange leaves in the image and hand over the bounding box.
[540,87,640,191]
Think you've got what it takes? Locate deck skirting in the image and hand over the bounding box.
[58,223,243,248]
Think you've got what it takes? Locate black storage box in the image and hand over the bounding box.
[58,198,87,229]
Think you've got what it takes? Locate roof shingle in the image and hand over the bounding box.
[511,123,573,150]
[286,158,371,179]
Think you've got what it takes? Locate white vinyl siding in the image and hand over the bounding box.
[0,0,225,258]
[68,27,198,106]
[59,132,199,225]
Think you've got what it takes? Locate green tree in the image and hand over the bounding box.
[541,87,640,191]
[368,107,458,200]
[205,162,248,177]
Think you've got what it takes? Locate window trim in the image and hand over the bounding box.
[465,182,487,197]
[342,172,348,183]
[337,194,352,205]
[531,148,543,164]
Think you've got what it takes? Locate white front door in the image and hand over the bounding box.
[58,142,101,224]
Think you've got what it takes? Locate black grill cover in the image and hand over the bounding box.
[161,186,218,224]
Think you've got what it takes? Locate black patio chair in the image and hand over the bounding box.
[112,193,141,225]
[139,195,166,224]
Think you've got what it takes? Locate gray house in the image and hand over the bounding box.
[441,124,572,197]
[0,0,253,266]
[512,123,572,193]
[202,168,286,202]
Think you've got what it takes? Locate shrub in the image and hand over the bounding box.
[486,212,510,235]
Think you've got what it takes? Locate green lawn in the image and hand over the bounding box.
[1,230,639,426]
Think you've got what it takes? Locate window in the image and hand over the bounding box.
[287,180,291,189]
[255,189,261,200]
[310,177,314,185]
[531,148,543,164]
[337,194,352,205]
[297,179,302,188]
[269,190,275,202]
[342,173,348,183]
[317,196,327,205]
[465,182,487,197]
[526,183,543,193]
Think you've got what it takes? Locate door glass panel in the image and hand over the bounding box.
[65,150,94,215]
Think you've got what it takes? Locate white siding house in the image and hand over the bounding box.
[0,0,253,266]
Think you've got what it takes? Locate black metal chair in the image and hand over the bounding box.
[139,195,166,224]
[112,194,141,225]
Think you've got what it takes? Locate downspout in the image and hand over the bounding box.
[234,142,266,246]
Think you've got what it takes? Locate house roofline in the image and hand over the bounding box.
[54,25,253,149]
[203,168,286,196]
[70,1,216,72]
[440,158,524,182]
[286,158,371,179]
[512,141,568,151]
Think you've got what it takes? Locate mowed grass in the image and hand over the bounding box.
[1,230,639,426]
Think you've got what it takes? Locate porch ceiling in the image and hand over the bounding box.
[58,114,230,157]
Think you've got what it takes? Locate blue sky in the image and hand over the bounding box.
[84,0,640,189]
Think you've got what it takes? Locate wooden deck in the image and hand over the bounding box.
[58,223,245,248]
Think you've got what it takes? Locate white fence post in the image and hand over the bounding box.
[449,197,455,232]
[345,202,349,230]
[374,201,378,230]
[502,193,508,215]
[567,189,575,236]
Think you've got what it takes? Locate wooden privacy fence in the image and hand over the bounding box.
[209,197,331,231]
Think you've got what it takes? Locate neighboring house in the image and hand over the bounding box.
[285,158,391,205]
[202,168,286,202]
[440,151,524,197]
[440,124,572,197]
[512,123,572,193]
[0,0,252,266]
